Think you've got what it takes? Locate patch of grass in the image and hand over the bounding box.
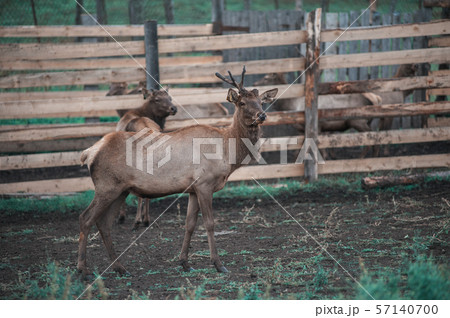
[6,261,107,300]
[355,255,450,300]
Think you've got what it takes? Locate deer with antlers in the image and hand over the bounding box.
[78,67,277,275]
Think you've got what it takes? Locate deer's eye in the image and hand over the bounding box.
[154,98,160,102]
[239,102,245,107]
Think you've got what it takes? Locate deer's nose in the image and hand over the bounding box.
[258,112,267,122]
[170,106,177,114]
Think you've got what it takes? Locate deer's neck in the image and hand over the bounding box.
[226,112,261,170]
[135,103,165,130]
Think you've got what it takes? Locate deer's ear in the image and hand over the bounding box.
[142,88,152,100]
[260,88,278,103]
[227,89,239,103]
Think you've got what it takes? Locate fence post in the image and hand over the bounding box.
[144,20,160,91]
[304,8,321,182]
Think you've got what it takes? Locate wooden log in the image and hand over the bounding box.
[424,0,450,8]
[0,24,215,38]
[319,100,450,120]
[304,9,321,181]
[318,74,450,95]
[0,55,223,71]
[427,116,450,127]
[320,47,450,70]
[321,19,450,42]
[361,171,450,189]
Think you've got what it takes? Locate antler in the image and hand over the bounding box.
[215,66,246,92]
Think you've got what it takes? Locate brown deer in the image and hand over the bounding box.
[116,88,177,229]
[78,67,277,275]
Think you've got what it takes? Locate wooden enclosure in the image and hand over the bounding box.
[0,9,449,194]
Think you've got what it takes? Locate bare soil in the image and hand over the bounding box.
[1,179,449,299]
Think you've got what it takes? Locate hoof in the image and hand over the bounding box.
[143,221,150,227]
[78,268,94,280]
[118,215,125,224]
[217,266,229,273]
[132,223,140,231]
[180,260,194,272]
[113,265,129,276]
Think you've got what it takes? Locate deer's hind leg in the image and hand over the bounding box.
[78,192,117,276]
[179,193,200,272]
[96,192,129,275]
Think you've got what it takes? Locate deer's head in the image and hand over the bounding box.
[253,73,287,86]
[106,82,128,96]
[216,67,278,127]
[142,88,177,118]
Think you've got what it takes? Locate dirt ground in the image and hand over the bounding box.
[1,178,449,299]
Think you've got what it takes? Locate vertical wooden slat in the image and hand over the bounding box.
[381,14,392,79]
[304,9,321,181]
[370,12,382,80]
[401,13,413,129]
[337,12,349,81]
[323,12,338,83]
[359,10,370,80]
[348,11,359,81]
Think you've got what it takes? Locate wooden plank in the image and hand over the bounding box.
[0,110,304,142]
[229,164,304,181]
[337,12,349,81]
[0,41,145,61]
[318,74,450,95]
[317,126,450,148]
[429,36,450,47]
[319,100,450,120]
[0,84,305,119]
[0,57,305,88]
[347,11,359,81]
[261,127,450,152]
[321,20,450,42]
[431,69,450,76]
[320,47,450,70]
[158,29,308,53]
[0,24,214,38]
[1,153,448,194]
[0,30,307,61]
[359,10,370,80]
[0,55,223,71]
[380,14,391,79]
[323,12,338,83]
[0,151,82,170]
[0,177,94,194]
[0,137,99,154]
[319,154,450,174]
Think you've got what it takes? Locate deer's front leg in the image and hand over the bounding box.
[179,193,199,271]
[196,188,228,273]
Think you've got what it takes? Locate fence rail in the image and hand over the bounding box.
[0,24,215,37]
[1,12,449,194]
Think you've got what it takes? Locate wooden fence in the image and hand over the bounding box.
[0,10,449,194]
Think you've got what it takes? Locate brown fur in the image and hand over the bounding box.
[77,68,277,275]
